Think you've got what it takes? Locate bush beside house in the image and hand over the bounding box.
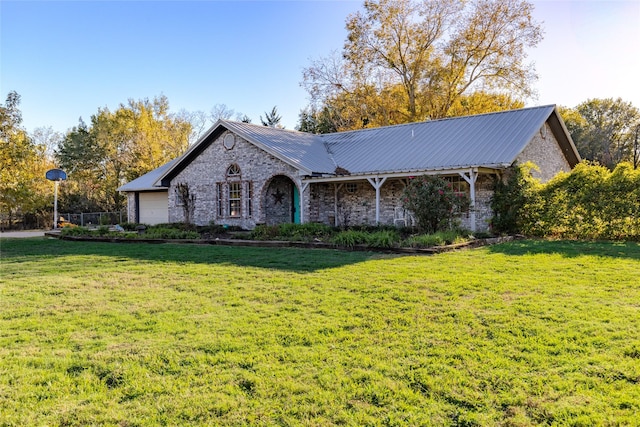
[492,162,640,240]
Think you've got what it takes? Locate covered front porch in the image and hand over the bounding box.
[300,168,498,232]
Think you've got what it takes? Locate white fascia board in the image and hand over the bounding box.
[118,186,168,193]
[301,165,505,184]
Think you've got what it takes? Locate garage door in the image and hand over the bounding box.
[139,191,168,225]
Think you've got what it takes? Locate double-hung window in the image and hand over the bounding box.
[226,164,242,218]
[228,182,242,217]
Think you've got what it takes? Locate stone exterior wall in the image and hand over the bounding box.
[126,192,136,223]
[168,131,302,228]
[516,122,572,182]
[470,175,494,232]
[306,176,493,231]
[307,179,407,227]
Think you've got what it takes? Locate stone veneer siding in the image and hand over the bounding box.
[306,175,494,232]
[126,192,136,223]
[516,122,572,182]
[307,179,405,226]
[168,131,303,229]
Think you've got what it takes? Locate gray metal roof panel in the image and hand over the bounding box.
[117,159,177,192]
[120,105,568,191]
[321,105,557,174]
[220,121,336,174]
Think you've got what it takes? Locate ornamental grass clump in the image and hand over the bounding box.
[403,230,471,248]
[365,230,401,248]
[277,223,334,241]
[142,227,199,239]
[331,230,369,248]
[402,175,470,233]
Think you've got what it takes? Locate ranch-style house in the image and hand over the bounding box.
[118,105,580,231]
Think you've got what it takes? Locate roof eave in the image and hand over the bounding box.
[117,185,168,193]
[302,164,507,183]
[549,106,582,167]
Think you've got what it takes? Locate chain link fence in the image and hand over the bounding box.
[59,211,126,227]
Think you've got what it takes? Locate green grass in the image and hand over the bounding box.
[1,237,639,426]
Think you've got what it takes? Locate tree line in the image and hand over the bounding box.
[0,92,288,229]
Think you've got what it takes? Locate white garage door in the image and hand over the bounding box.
[139,191,168,225]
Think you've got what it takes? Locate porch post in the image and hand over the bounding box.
[366,177,387,224]
[459,169,478,232]
[300,182,309,224]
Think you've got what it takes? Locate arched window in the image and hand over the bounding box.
[227,164,241,177]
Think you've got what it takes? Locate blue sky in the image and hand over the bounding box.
[1,0,639,134]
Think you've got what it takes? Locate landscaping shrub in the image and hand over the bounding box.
[60,226,91,237]
[250,224,281,240]
[491,162,541,234]
[250,223,334,241]
[403,230,470,248]
[365,230,401,248]
[149,222,197,232]
[277,222,334,241]
[96,225,110,236]
[402,175,470,233]
[331,230,369,248]
[196,223,227,235]
[142,227,199,239]
[493,161,640,240]
[119,222,143,231]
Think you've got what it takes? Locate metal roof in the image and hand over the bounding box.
[319,105,562,175]
[120,105,579,191]
[116,158,177,192]
[220,121,335,174]
[218,106,569,176]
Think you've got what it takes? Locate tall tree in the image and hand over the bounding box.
[561,98,640,169]
[56,95,192,212]
[296,106,338,134]
[260,106,283,128]
[0,91,54,228]
[301,0,542,130]
[31,126,62,161]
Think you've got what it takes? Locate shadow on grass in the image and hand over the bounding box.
[487,239,640,261]
[0,237,383,273]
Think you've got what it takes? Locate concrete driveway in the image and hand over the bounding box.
[0,230,48,238]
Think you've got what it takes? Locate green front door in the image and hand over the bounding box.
[293,185,300,224]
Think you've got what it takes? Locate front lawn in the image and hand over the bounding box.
[0,238,639,426]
